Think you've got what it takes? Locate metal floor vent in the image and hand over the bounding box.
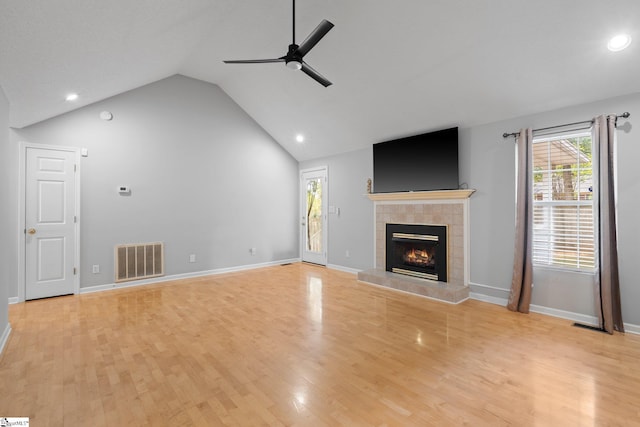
[115,242,164,283]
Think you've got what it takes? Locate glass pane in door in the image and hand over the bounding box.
[306,177,323,252]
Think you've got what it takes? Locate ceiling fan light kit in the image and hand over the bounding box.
[224,0,334,87]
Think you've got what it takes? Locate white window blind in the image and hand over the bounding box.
[532,132,595,270]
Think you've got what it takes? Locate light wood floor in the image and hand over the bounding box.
[2,263,640,426]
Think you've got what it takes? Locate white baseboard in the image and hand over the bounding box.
[0,323,11,356]
[469,284,640,335]
[327,264,361,275]
[529,304,599,327]
[79,284,115,294]
[469,292,508,306]
[8,297,19,305]
[624,323,640,335]
[468,281,510,295]
[80,258,301,295]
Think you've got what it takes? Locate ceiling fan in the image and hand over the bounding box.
[223,0,334,87]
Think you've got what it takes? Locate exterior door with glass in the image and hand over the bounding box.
[301,167,327,265]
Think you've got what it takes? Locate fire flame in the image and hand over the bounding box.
[404,248,431,266]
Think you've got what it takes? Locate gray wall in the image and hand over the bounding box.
[10,75,299,296]
[300,147,374,271]
[5,72,638,328]
[0,85,10,344]
[308,92,640,328]
[462,92,640,326]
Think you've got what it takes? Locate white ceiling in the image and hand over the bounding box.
[1,0,639,161]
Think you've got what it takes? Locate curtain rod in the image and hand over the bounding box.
[502,112,630,139]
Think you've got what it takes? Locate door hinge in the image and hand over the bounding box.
[74,164,77,172]
[73,267,77,275]
[74,215,77,223]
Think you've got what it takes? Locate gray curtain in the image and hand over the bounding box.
[593,115,624,334]
[508,128,533,313]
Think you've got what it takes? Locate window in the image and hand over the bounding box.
[531,131,595,270]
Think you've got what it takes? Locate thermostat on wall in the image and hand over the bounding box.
[118,186,131,194]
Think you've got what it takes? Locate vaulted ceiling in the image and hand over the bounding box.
[1,0,639,161]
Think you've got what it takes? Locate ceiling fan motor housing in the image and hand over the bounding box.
[286,44,303,69]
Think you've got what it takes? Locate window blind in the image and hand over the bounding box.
[531,132,595,271]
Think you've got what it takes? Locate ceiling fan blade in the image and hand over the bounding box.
[301,62,332,87]
[297,19,334,57]
[223,58,285,64]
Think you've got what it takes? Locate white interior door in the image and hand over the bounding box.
[301,167,328,265]
[25,147,77,300]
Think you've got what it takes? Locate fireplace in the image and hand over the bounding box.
[358,190,473,303]
[386,223,447,282]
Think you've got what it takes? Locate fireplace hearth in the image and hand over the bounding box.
[386,223,447,282]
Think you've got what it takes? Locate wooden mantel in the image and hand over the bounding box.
[366,189,475,202]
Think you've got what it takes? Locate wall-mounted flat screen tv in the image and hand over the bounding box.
[373,127,459,193]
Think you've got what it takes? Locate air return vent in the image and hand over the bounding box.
[115,242,164,283]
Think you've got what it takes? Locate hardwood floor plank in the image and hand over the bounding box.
[2,263,640,426]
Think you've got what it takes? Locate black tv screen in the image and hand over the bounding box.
[373,127,459,193]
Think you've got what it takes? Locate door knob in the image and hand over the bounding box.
[27,228,36,235]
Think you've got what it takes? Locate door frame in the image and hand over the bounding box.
[300,166,328,265]
[18,142,81,302]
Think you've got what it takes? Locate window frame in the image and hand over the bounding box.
[530,129,598,273]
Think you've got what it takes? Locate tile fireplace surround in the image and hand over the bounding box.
[357,189,474,304]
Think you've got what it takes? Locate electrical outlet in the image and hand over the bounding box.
[345,250,350,258]
[250,248,257,255]
[92,264,100,274]
[189,254,196,263]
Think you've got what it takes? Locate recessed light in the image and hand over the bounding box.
[295,134,305,143]
[65,93,79,101]
[607,34,631,52]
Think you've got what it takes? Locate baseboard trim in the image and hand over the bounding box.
[8,297,19,305]
[529,304,599,327]
[327,264,361,275]
[469,292,508,306]
[469,288,640,335]
[80,258,301,295]
[623,323,640,335]
[0,323,11,356]
[468,281,510,295]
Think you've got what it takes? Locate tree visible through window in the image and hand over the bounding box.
[532,132,595,270]
[306,178,323,252]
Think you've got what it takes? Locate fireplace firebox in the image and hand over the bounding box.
[385,223,447,282]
